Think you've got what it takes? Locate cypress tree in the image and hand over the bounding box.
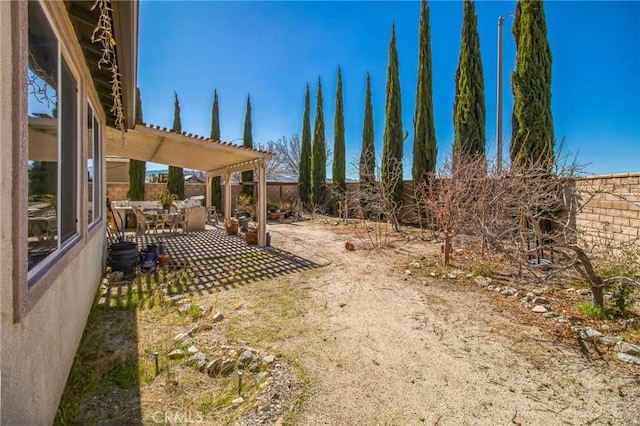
[510,0,554,167]
[129,87,146,200]
[413,0,437,188]
[359,72,375,212]
[333,67,346,198]
[311,78,327,207]
[453,0,485,161]
[382,24,404,208]
[299,84,312,207]
[210,89,222,212]
[168,91,185,199]
[241,95,254,199]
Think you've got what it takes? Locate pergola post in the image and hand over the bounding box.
[206,173,212,223]
[257,160,267,246]
[224,171,232,223]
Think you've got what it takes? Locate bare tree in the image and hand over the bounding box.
[417,155,487,265]
[350,153,404,248]
[259,134,332,184]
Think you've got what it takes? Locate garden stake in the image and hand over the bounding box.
[154,352,159,377]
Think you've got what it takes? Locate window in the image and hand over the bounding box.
[87,104,101,225]
[27,1,80,277]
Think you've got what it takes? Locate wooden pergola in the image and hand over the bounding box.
[106,124,273,246]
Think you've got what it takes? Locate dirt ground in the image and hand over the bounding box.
[227,219,640,425]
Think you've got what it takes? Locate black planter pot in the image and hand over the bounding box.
[108,242,138,280]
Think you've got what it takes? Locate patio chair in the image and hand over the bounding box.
[172,209,187,232]
[132,206,159,235]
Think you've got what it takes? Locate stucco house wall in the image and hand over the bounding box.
[0,2,114,423]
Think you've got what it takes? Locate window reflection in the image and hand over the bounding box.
[88,105,94,223]
[28,1,59,271]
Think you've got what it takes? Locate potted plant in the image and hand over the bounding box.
[156,190,177,213]
[236,194,255,231]
[225,217,239,235]
[245,221,259,245]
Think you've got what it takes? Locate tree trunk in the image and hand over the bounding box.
[591,285,604,308]
[570,244,604,307]
[443,235,451,266]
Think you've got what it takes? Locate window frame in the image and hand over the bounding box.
[26,2,83,282]
[14,0,106,321]
[87,101,103,230]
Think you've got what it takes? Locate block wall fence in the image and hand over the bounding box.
[575,173,640,249]
[106,174,640,249]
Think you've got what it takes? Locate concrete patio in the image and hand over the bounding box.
[107,224,317,295]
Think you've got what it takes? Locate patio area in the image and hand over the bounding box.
[107,224,318,296]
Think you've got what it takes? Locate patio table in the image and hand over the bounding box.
[144,211,181,233]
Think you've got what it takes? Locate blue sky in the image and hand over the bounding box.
[138,0,640,177]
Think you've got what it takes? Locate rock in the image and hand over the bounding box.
[577,288,591,296]
[599,336,622,347]
[232,397,244,405]
[168,349,184,359]
[187,345,199,354]
[488,285,498,292]
[617,352,640,366]
[430,272,437,277]
[601,324,610,331]
[532,305,548,313]
[405,269,412,275]
[543,311,558,318]
[532,296,548,305]
[219,359,235,376]
[520,296,531,304]
[166,294,187,302]
[570,317,583,326]
[188,352,207,370]
[446,273,457,279]
[532,288,545,296]
[238,349,255,366]
[248,359,263,372]
[501,287,517,296]
[579,327,603,342]
[263,354,276,365]
[465,273,473,279]
[555,317,566,324]
[173,332,190,342]
[206,358,222,376]
[254,371,270,384]
[410,261,421,268]
[616,341,640,356]
[422,281,428,286]
[212,312,225,323]
[564,288,576,293]
[339,302,346,308]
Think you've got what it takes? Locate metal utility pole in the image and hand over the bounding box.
[496,16,504,174]
[496,14,513,175]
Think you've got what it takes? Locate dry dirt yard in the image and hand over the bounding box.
[217,218,640,426]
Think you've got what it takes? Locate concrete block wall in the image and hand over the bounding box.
[575,173,640,250]
[106,183,207,203]
[107,182,301,213]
